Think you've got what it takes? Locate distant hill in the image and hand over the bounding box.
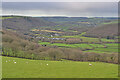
[2,17,57,32]
[41,17,117,22]
[2,16,118,38]
[84,23,118,38]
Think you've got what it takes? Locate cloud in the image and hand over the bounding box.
[2,2,118,17]
[2,0,119,2]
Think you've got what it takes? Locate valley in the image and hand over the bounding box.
[1,16,119,78]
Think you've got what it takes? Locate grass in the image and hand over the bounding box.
[39,42,93,49]
[61,34,115,43]
[85,43,118,53]
[84,43,118,53]
[2,56,118,78]
[101,39,115,42]
[31,29,63,33]
[39,41,118,53]
[62,36,115,43]
[39,41,51,45]
[51,43,77,48]
[105,43,118,47]
[101,20,118,25]
[89,44,104,48]
[84,50,107,53]
[0,17,13,19]
[84,48,118,54]
[0,17,19,20]
[94,48,118,53]
[39,41,106,48]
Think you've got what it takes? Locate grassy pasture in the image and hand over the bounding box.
[101,20,118,25]
[0,17,20,20]
[2,56,118,78]
[41,30,63,33]
[39,41,116,49]
[0,17,13,19]
[85,43,118,53]
[84,48,118,54]
[39,41,118,53]
[95,43,118,53]
[89,44,104,48]
[39,41,51,45]
[31,29,63,33]
[39,41,95,49]
[61,36,115,43]
[84,50,107,53]
[101,39,115,42]
[94,48,118,53]
[105,43,118,47]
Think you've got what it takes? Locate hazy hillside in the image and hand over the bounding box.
[2,17,57,32]
[41,17,117,23]
[85,23,118,38]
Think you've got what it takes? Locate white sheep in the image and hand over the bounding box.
[89,63,92,66]
[46,64,48,66]
[14,62,16,64]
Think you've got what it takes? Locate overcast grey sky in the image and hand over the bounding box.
[2,2,118,17]
[2,0,119,2]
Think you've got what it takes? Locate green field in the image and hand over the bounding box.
[39,41,94,49]
[39,41,118,53]
[94,48,118,53]
[39,41,104,48]
[0,17,20,20]
[2,56,118,78]
[0,17,15,20]
[85,43,118,53]
[85,48,118,53]
[61,36,115,43]
[101,20,118,25]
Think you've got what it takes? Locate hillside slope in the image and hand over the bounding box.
[85,23,118,38]
[2,17,57,32]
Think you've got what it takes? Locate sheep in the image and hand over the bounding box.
[89,63,92,66]
[6,60,7,62]
[14,62,16,64]
[46,64,48,66]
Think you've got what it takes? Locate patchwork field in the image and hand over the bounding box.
[60,36,115,43]
[39,41,118,53]
[2,56,118,78]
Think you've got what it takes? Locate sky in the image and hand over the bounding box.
[2,0,120,2]
[2,2,118,17]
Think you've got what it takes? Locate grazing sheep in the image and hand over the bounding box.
[14,62,16,64]
[46,64,48,66]
[6,61,7,62]
[89,63,92,66]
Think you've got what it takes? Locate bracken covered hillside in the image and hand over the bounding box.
[2,17,57,32]
[85,23,118,38]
